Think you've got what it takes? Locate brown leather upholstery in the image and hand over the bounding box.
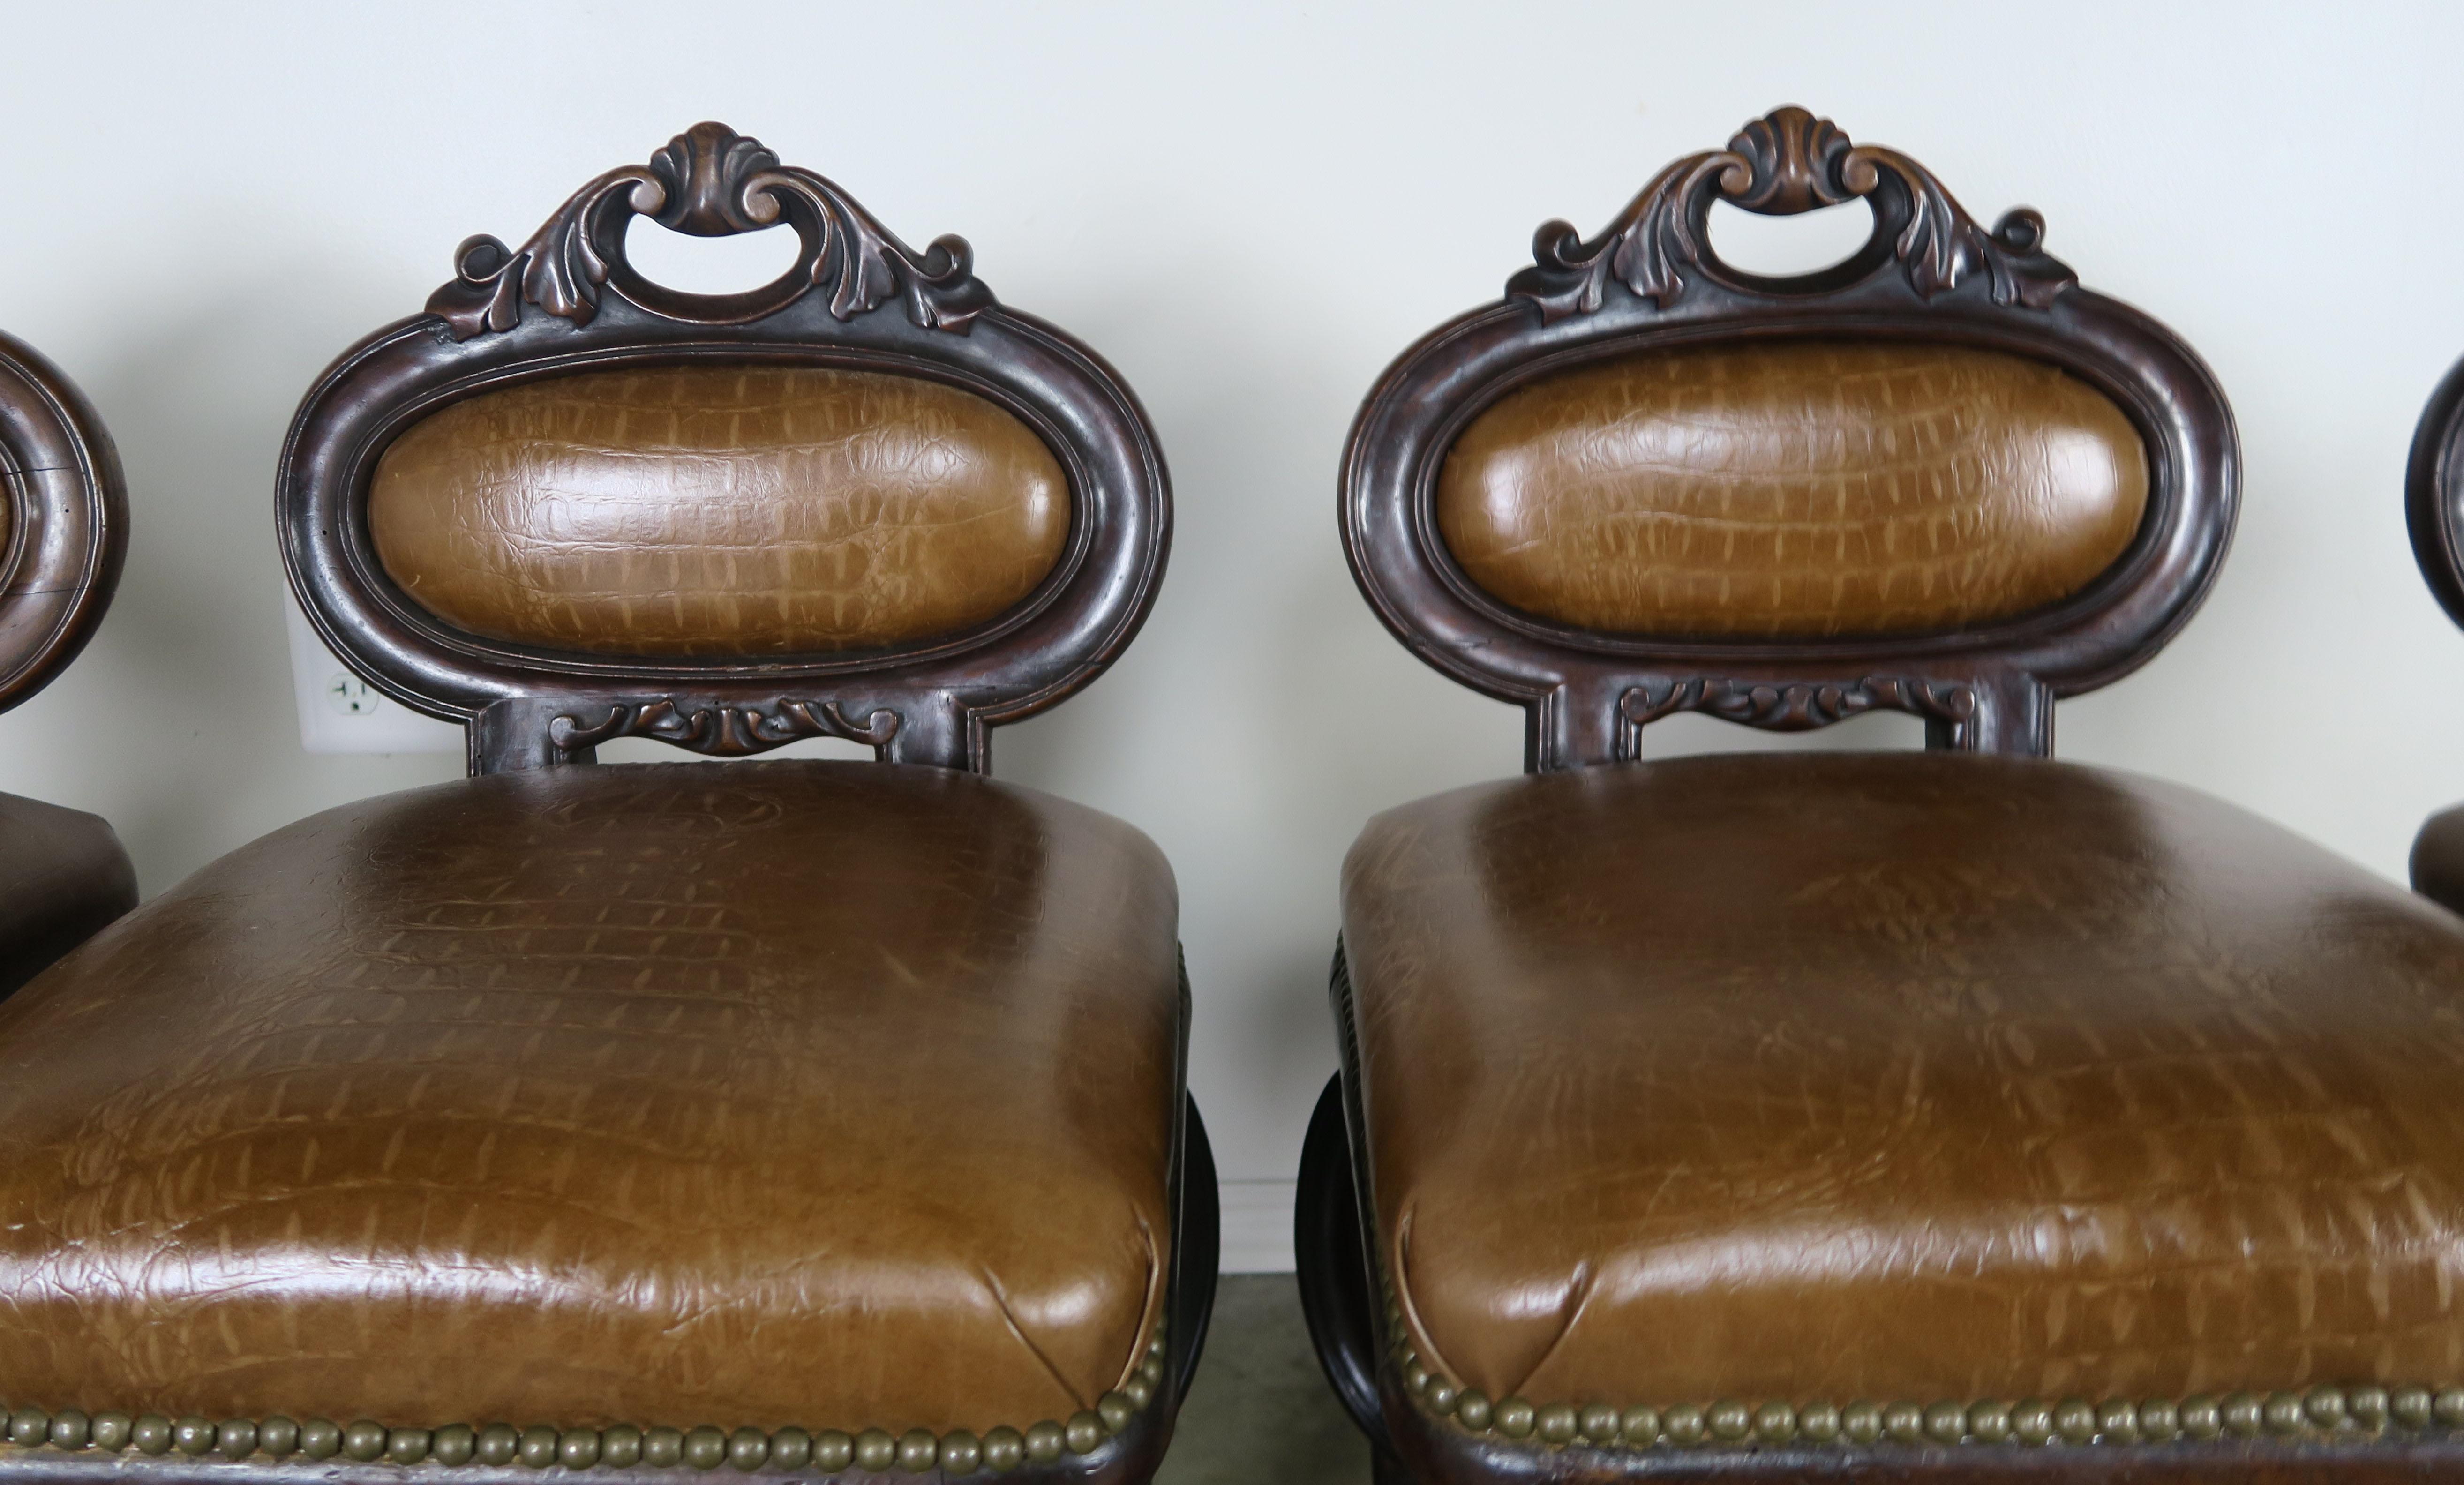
[1342,752,2464,1410]
[1436,342,2148,638]
[368,366,1071,658]
[0,791,135,999]
[0,761,1176,1433]
[2412,803,2464,918]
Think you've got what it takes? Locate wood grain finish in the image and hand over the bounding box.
[1437,342,2147,638]
[368,366,1069,658]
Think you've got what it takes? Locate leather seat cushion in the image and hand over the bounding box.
[0,762,1178,1434]
[0,791,135,999]
[1341,752,2464,1412]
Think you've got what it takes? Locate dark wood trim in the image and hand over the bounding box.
[2408,352,2464,633]
[0,330,125,715]
[1338,106,2239,771]
[279,122,1170,776]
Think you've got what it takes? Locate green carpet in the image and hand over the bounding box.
[1157,1275,1368,1485]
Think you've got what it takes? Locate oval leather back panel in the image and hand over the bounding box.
[1436,341,2148,638]
[368,365,1071,657]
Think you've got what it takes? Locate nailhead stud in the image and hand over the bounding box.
[1883,1402,1924,1444]
[1495,1397,1536,1440]
[1455,1391,1492,1432]
[2011,1400,2055,1447]
[2054,1399,2096,1445]
[477,1423,521,1466]
[132,1415,173,1456]
[2264,1393,2307,1435]
[216,1418,259,1458]
[1530,1403,1573,1444]
[1797,1402,1840,1443]
[2351,1386,2391,1430]
[558,1428,601,1470]
[768,1428,811,1472]
[2179,1395,2223,1440]
[2097,1400,2139,1444]
[1841,1402,1883,1446]
[1405,1364,1431,1394]
[432,1424,475,1467]
[1618,1405,1660,1445]
[1063,1411,1104,1455]
[2395,1388,2435,1429]
[1752,1402,1795,1442]
[91,1413,133,1453]
[1578,1402,1619,1443]
[1424,1381,1458,1415]
[602,1425,645,1469]
[1707,1400,1751,1442]
[1122,1378,1154,1410]
[517,1424,560,1469]
[2308,1387,2349,1430]
[682,1425,729,1470]
[813,1430,856,1472]
[897,1427,940,1471]
[346,1419,389,1462]
[1097,1391,1136,1434]
[725,1427,768,1472]
[2433,1388,2464,1428]
[390,1427,433,1465]
[1923,1402,1965,1443]
[2139,1398,2178,1442]
[50,1411,91,1451]
[940,1430,982,1475]
[1021,1422,1063,1465]
[1661,1404,1707,1447]
[981,1425,1024,1472]
[646,1427,688,1469]
[2222,1393,2264,1436]
[1967,1401,2012,1444]
[177,1417,219,1457]
[1137,1358,1166,1390]
[7,1410,45,1447]
[299,1418,341,1460]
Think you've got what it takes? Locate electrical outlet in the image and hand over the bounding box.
[284,595,463,755]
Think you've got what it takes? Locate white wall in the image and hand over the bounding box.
[2,1,2459,1268]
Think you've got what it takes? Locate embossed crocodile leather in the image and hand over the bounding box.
[0,791,134,999]
[1341,752,2464,1407]
[368,366,1071,657]
[0,762,1177,1431]
[1436,342,2148,637]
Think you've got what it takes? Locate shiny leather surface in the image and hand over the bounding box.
[0,761,1177,1431]
[1436,342,2148,637]
[0,791,134,1000]
[368,366,1071,658]
[1342,752,2464,1406]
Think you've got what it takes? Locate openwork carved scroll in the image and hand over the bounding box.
[546,698,902,758]
[1618,676,1977,735]
[1508,105,2077,322]
[428,121,992,339]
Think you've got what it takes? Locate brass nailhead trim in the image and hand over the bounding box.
[1377,1285,2464,1451]
[0,1333,1169,1471]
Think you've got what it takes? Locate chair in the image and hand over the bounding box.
[0,124,1214,1484]
[2408,357,2464,912]
[0,329,133,998]
[1299,105,2464,1482]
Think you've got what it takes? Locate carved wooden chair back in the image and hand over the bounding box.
[2409,352,2464,631]
[281,123,1169,776]
[0,331,123,715]
[1341,106,2239,769]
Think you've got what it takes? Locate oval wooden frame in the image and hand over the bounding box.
[279,123,1170,776]
[1339,106,2239,768]
[0,330,125,716]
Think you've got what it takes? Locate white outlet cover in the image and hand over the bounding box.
[283,594,463,755]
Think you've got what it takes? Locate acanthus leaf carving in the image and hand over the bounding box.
[1507,106,2076,323]
[546,697,901,758]
[1618,675,1977,734]
[427,121,992,340]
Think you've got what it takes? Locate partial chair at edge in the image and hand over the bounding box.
[0,124,1214,1484]
[1300,105,2464,1482]
[0,328,133,998]
[2406,356,2464,911]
